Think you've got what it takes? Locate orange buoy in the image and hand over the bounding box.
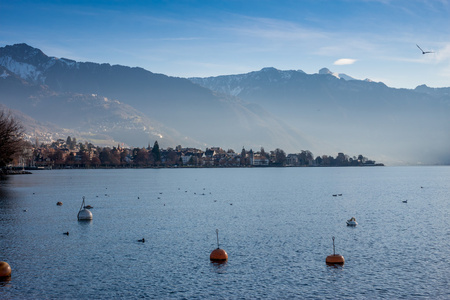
[0,261,12,277]
[210,229,228,261]
[326,237,345,265]
[210,248,228,261]
[326,254,345,264]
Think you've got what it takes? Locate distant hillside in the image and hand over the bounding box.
[0,43,310,151]
[0,64,197,147]
[0,103,77,145]
[1,43,449,164]
[190,68,450,165]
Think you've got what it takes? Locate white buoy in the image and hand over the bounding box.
[78,209,92,220]
[77,196,93,221]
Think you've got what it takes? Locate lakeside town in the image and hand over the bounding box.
[9,136,383,170]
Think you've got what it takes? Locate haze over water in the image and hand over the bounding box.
[1,167,449,299]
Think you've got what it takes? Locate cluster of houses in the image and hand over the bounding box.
[14,137,381,169]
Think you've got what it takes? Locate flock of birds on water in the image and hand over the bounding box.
[23,186,232,242]
[25,186,417,244]
[19,179,425,266]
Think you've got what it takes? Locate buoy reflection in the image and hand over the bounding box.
[210,259,228,273]
[210,260,227,267]
[326,262,344,269]
[0,276,11,285]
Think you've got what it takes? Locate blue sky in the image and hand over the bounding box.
[1,0,449,88]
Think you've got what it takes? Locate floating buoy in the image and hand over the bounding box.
[326,253,345,264]
[77,196,93,221]
[210,248,228,261]
[78,209,92,220]
[326,237,345,265]
[0,261,11,277]
[210,229,228,262]
[57,201,63,206]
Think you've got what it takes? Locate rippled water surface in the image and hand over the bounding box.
[0,167,449,299]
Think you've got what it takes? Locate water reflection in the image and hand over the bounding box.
[210,260,228,273]
[0,176,21,212]
[326,263,345,269]
[0,177,11,202]
[0,275,11,286]
[77,220,93,226]
[0,179,17,224]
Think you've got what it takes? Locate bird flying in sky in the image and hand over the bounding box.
[416,44,434,54]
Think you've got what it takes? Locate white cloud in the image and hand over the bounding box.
[435,43,450,62]
[333,58,357,65]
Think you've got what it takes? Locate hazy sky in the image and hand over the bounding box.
[1,0,449,88]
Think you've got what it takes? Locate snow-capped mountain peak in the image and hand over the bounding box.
[318,67,355,81]
[0,43,62,83]
[0,55,42,82]
[190,67,308,97]
[59,57,78,67]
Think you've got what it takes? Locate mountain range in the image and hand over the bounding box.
[1,43,449,165]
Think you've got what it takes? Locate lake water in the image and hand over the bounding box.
[0,167,449,299]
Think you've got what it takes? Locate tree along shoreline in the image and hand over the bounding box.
[1,113,384,175]
[3,143,384,174]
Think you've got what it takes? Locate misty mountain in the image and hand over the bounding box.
[0,67,199,147]
[414,84,450,97]
[0,43,309,151]
[0,102,78,145]
[190,68,450,165]
[1,43,449,164]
